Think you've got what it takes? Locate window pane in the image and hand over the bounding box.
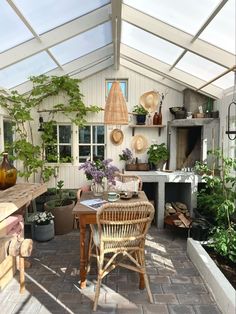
[50,21,112,64]
[200,0,235,54]
[79,145,91,162]
[3,120,14,155]
[0,52,57,89]
[106,79,128,101]
[45,146,58,163]
[213,72,234,90]
[14,0,110,34]
[59,125,71,143]
[0,2,33,52]
[124,0,220,35]
[93,126,104,143]
[59,146,71,162]
[79,126,91,144]
[93,146,105,160]
[121,21,184,65]
[176,52,225,82]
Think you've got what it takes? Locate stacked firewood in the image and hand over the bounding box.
[165,202,191,228]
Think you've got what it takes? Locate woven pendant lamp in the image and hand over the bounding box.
[104,81,128,125]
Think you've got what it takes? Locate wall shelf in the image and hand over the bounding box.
[129,124,166,136]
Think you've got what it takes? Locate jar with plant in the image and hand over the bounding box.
[147,143,169,170]
[132,105,148,125]
[195,149,236,263]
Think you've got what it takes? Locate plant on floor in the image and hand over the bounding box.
[0,75,100,182]
[196,149,236,262]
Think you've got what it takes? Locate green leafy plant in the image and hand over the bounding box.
[196,149,236,262]
[132,105,148,115]
[147,143,169,166]
[0,75,101,182]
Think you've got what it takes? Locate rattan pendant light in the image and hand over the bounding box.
[104,81,128,125]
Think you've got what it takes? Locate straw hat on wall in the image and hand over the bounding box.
[131,134,148,154]
[140,91,160,113]
[110,129,124,145]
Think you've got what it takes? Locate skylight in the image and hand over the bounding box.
[213,72,234,90]
[0,52,57,89]
[176,52,226,82]
[124,0,221,35]
[121,21,184,65]
[0,1,33,53]
[200,0,235,54]
[14,0,110,35]
[49,21,112,65]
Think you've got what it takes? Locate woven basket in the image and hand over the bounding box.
[104,81,128,124]
[125,164,138,171]
[137,163,149,171]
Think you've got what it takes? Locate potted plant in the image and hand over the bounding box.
[79,158,119,196]
[44,180,76,235]
[31,211,55,242]
[132,105,148,125]
[119,148,135,171]
[147,143,169,170]
[194,149,236,264]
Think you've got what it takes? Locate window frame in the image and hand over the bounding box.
[105,78,128,101]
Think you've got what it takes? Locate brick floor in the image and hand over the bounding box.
[0,228,222,313]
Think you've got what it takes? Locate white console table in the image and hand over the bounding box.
[125,171,201,229]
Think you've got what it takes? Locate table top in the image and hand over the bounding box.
[0,183,47,222]
[73,191,148,214]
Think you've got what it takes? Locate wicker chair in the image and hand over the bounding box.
[89,201,154,311]
[115,173,143,191]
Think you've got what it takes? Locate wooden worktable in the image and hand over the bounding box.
[0,183,47,222]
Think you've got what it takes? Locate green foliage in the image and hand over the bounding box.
[197,149,236,262]
[132,105,148,115]
[0,74,100,182]
[147,143,169,165]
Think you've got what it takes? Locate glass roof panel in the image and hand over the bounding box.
[49,21,112,65]
[121,21,184,65]
[213,72,234,89]
[200,0,235,54]
[176,52,226,82]
[0,2,33,53]
[124,0,220,35]
[0,52,57,89]
[14,0,110,34]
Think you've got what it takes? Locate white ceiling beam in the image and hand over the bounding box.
[12,45,113,94]
[122,4,234,69]
[121,44,223,99]
[111,0,122,70]
[120,58,184,93]
[0,4,111,69]
[7,0,40,40]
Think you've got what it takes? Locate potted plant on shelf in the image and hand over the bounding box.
[132,105,148,125]
[79,158,119,196]
[147,143,169,170]
[44,180,76,235]
[31,211,55,242]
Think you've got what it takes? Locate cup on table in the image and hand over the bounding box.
[107,192,120,202]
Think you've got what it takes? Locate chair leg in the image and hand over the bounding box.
[93,275,102,311]
[143,273,153,303]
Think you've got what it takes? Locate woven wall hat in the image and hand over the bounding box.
[131,134,148,154]
[140,91,160,113]
[110,129,124,145]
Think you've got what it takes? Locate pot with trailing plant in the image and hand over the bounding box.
[147,143,169,170]
[44,180,75,235]
[31,212,55,242]
[132,105,148,125]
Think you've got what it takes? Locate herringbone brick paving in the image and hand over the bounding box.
[0,228,222,313]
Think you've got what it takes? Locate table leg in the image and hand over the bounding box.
[139,274,145,290]
[79,219,87,289]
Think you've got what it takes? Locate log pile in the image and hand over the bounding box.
[164,202,191,228]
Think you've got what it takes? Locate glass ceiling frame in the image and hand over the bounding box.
[0,0,235,98]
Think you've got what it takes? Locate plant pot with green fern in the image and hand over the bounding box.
[44,180,75,235]
[147,143,169,170]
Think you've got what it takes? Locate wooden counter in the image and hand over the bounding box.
[0,183,47,222]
